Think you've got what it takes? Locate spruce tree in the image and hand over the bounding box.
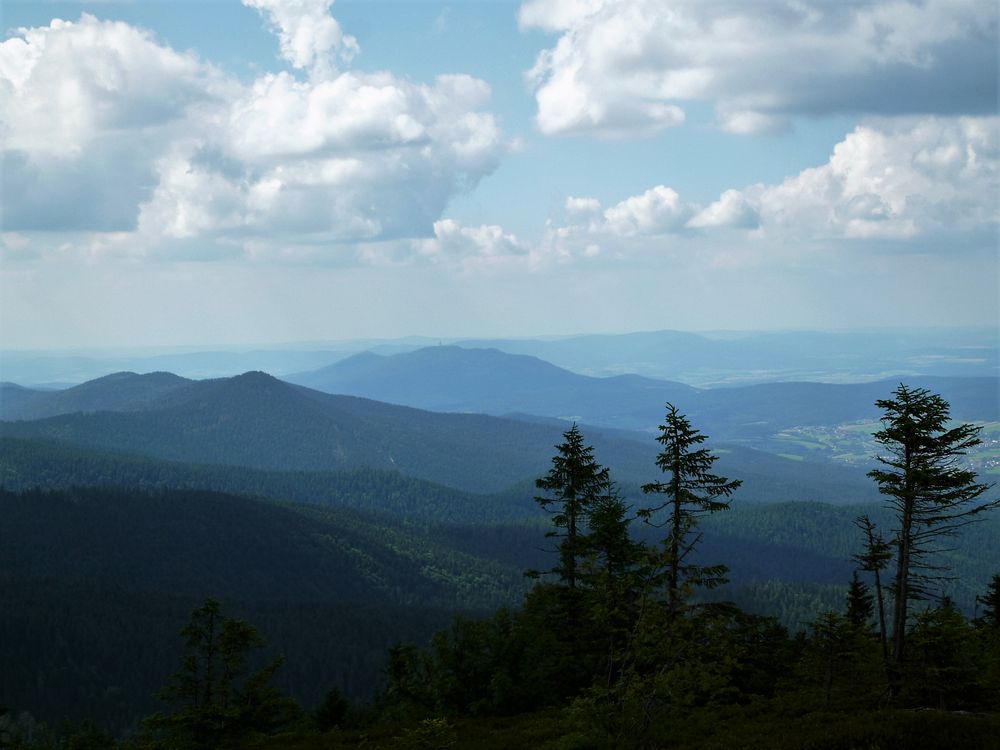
[846,571,874,629]
[867,384,997,690]
[854,515,892,670]
[640,403,741,613]
[534,424,609,590]
[584,480,643,586]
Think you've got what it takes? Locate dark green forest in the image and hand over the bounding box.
[2,383,999,749]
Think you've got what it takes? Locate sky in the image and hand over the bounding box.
[1,0,998,349]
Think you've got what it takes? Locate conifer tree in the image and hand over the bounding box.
[534,424,610,590]
[867,384,997,690]
[640,404,740,613]
[146,599,297,748]
[581,480,647,689]
[584,480,643,586]
[905,598,980,709]
[803,612,864,707]
[854,515,892,669]
[846,571,874,629]
[977,573,1000,627]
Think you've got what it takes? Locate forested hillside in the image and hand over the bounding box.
[0,372,661,492]
[0,372,894,501]
[0,372,192,421]
[0,485,534,731]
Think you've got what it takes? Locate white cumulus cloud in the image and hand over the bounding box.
[745,116,999,239]
[688,190,760,230]
[241,0,358,79]
[520,0,998,137]
[0,5,504,255]
[549,116,997,253]
[602,185,693,235]
[418,219,528,262]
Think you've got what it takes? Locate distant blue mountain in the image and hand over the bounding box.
[286,345,999,436]
[287,345,697,426]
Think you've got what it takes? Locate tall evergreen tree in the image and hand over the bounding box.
[846,572,874,629]
[854,515,892,670]
[534,424,610,590]
[867,384,997,691]
[639,403,741,613]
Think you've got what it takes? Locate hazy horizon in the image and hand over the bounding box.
[1,323,998,356]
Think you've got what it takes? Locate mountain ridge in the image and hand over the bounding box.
[285,346,998,435]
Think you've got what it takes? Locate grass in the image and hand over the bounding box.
[254,705,1000,750]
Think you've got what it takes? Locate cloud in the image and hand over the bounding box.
[241,0,358,79]
[520,0,998,137]
[554,186,696,238]
[549,116,997,250]
[417,219,528,263]
[688,190,760,230]
[0,14,228,156]
[602,185,694,236]
[565,196,602,218]
[0,14,231,231]
[1,5,503,254]
[744,116,999,240]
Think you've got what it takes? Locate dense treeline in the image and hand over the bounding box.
[0,486,534,732]
[0,487,533,607]
[0,437,539,524]
[0,575,456,737]
[0,432,888,516]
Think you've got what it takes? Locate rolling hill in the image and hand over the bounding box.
[5,364,959,503]
[0,370,192,421]
[0,371,666,493]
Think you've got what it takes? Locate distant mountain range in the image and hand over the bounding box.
[1,370,891,503]
[285,345,999,436]
[286,346,697,428]
[3,327,996,386]
[0,371,661,493]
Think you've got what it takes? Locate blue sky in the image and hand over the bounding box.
[1,0,997,348]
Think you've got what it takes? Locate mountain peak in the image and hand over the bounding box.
[213,370,293,396]
[233,370,281,383]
